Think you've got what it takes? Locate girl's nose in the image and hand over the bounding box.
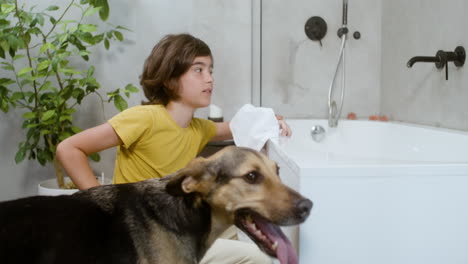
[206,72,214,83]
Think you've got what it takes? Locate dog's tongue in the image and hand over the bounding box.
[253,215,298,264]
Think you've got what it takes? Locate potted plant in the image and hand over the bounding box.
[0,0,138,191]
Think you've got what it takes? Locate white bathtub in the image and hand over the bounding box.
[265,119,468,264]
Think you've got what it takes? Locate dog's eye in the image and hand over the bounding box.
[244,171,260,184]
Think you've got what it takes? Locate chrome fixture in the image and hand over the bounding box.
[311,125,326,142]
[328,0,349,128]
[407,46,465,80]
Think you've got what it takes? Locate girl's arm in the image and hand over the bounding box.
[56,122,122,190]
[211,122,232,141]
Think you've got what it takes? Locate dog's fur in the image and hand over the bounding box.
[0,146,312,264]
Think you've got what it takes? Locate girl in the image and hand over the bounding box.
[57,33,290,264]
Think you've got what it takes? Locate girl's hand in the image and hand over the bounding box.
[275,115,292,137]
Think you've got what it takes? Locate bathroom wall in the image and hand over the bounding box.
[381,0,468,131]
[0,0,254,200]
[261,0,383,118]
[2,0,467,200]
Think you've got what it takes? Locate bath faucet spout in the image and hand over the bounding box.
[406,56,440,68]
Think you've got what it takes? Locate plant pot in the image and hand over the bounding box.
[38,177,112,196]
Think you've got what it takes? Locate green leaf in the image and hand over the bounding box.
[36,14,45,26]
[64,108,76,115]
[79,24,97,33]
[37,60,50,71]
[23,33,31,46]
[25,123,40,129]
[41,110,55,121]
[0,40,10,53]
[116,25,131,31]
[13,54,26,61]
[1,4,15,14]
[7,35,22,51]
[11,92,24,102]
[58,68,81,75]
[79,50,91,57]
[30,18,38,27]
[8,47,16,58]
[96,0,109,21]
[0,78,15,85]
[87,66,95,77]
[71,126,82,134]
[84,7,101,17]
[15,147,27,164]
[37,149,47,165]
[104,38,109,50]
[39,42,56,54]
[59,33,68,43]
[0,19,10,27]
[18,67,33,76]
[113,94,127,111]
[93,33,104,43]
[72,88,85,103]
[0,99,9,113]
[59,132,72,141]
[125,84,139,93]
[40,129,51,136]
[113,31,123,41]
[23,112,36,119]
[39,81,53,92]
[1,62,14,71]
[89,153,100,162]
[21,79,32,87]
[59,115,72,122]
[78,32,96,44]
[46,5,60,11]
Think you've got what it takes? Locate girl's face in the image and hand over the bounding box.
[176,56,214,109]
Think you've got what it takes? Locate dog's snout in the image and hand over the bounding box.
[296,198,313,220]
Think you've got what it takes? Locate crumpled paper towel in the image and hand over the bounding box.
[229,104,279,151]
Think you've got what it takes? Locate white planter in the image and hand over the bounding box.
[38,177,112,196]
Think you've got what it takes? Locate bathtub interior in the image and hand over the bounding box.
[279,119,468,165]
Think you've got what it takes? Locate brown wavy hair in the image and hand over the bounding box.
[140,34,212,105]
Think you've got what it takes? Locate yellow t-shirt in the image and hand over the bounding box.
[108,104,217,184]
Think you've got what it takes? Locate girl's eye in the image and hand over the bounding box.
[195,68,202,73]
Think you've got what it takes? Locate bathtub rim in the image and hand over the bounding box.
[285,118,468,136]
[267,118,468,178]
[276,119,468,165]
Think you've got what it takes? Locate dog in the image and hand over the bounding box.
[0,146,312,264]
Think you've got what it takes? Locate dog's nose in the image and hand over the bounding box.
[296,198,313,220]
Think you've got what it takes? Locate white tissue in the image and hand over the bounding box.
[209,104,223,118]
[229,104,279,151]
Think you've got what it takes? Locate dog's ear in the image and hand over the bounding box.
[166,158,207,196]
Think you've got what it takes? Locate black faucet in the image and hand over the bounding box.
[407,46,465,80]
[407,56,441,68]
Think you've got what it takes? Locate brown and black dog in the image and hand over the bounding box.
[0,146,312,264]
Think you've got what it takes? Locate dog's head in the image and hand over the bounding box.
[166,146,312,264]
